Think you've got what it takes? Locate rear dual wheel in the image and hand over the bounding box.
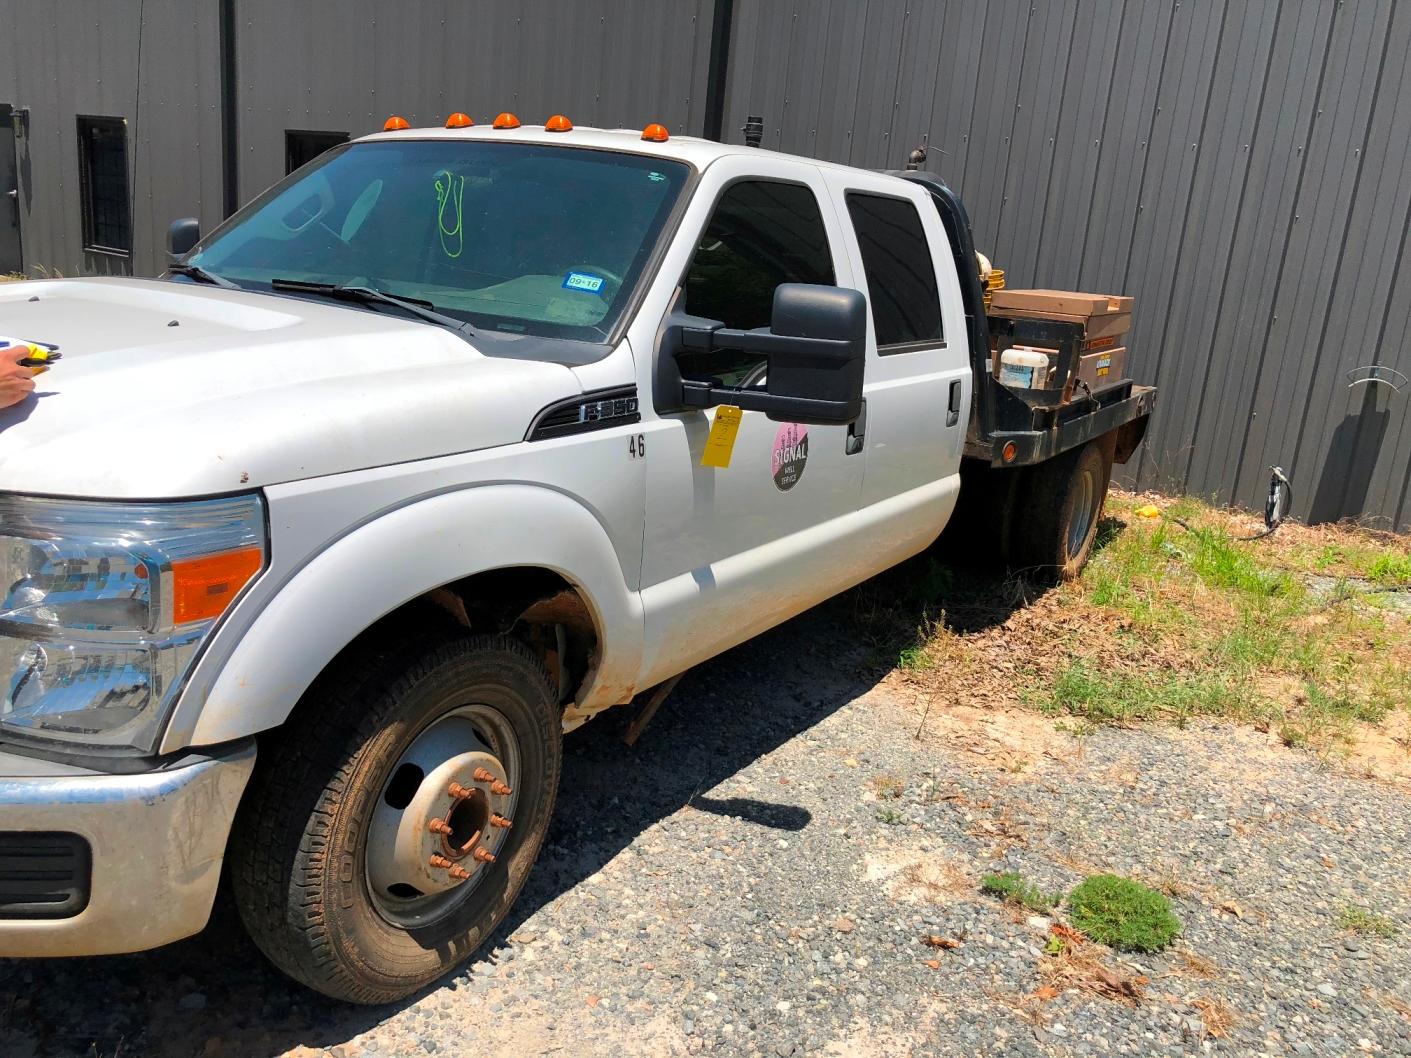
[230,635,560,1004]
[1013,440,1112,580]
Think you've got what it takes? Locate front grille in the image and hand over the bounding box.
[0,832,91,919]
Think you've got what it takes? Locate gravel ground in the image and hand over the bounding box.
[4,595,1411,1058]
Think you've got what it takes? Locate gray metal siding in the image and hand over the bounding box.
[232,0,715,207]
[0,0,223,278]
[723,0,1411,530]
[1,0,1407,529]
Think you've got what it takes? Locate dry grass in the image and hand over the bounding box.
[1035,926,1148,1007]
[1167,948,1221,980]
[893,858,972,904]
[1365,987,1411,1021]
[1189,996,1238,1039]
[871,773,906,800]
[853,489,1411,778]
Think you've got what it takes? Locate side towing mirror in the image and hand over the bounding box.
[167,217,201,259]
[658,283,867,426]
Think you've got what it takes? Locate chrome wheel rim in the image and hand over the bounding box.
[365,703,521,928]
[1068,469,1097,558]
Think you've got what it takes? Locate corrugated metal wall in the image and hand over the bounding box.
[1,0,1407,528]
[722,0,1411,530]
[0,0,224,277]
[233,0,717,206]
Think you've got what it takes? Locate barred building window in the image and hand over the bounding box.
[77,116,131,256]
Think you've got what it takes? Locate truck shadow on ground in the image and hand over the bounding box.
[0,535,1079,1058]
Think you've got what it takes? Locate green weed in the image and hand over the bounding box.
[1068,874,1181,953]
[898,644,933,671]
[1337,905,1398,939]
[980,871,1059,913]
[1369,552,1411,588]
[1047,661,1238,725]
[1185,526,1293,597]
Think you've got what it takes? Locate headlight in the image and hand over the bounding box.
[0,493,266,754]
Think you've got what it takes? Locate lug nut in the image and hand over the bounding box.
[490,780,513,796]
[472,767,497,783]
[428,818,453,836]
[490,814,513,829]
[447,864,472,881]
[429,854,455,870]
[448,782,473,800]
[472,846,497,864]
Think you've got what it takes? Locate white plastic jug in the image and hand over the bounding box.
[998,347,1052,389]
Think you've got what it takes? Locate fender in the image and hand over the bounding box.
[160,485,644,753]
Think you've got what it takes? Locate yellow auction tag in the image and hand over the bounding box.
[700,405,743,468]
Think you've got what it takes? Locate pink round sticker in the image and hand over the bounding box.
[772,423,809,492]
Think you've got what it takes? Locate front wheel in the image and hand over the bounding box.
[1013,440,1112,580]
[230,634,561,1004]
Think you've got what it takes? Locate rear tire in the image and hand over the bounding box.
[229,634,560,1004]
[1013,441,1111,580]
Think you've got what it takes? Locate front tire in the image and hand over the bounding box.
[230,634,561,1004]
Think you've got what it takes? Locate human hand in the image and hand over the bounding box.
[0,344,41,408]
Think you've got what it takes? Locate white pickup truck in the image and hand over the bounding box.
[0,115,1153,1002]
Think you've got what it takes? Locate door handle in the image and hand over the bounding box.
[946,379,962,428]
[5,189,16,199]
[845,397,867,455]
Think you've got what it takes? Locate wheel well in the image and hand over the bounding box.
[315,568,602,711]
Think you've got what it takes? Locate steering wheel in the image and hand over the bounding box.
[279,179,337,236]
[565,264,624,297]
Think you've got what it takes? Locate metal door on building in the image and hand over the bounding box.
[0,105,22,274]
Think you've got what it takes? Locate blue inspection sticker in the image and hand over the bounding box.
[562,271,606,294]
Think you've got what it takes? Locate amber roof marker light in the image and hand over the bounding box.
[641,123,669,142]
[383,115,411,131]
[492,112,521,130]
[544,114,574,133]
[445,112,474,128]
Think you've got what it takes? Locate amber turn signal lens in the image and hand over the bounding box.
[445,112,474,129]
[492,112,521,130]
[641,123,670,143]
[383,115,411,131]
[171,547,263,625]
[544,114,573,133]
[1002,441,1018,463]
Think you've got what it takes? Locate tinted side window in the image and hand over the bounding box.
[845,192,943,350]
[679,180,834,386]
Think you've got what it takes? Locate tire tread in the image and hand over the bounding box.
[230,633,557,1003]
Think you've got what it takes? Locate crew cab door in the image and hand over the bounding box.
[631,156,866,684]
[819,170,970,517]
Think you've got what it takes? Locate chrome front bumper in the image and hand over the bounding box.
[0,740,255,957]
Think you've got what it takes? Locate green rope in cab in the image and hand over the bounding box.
[434,170,465,258]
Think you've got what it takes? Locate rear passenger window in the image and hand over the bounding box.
[679,180,835,386]
[845,193,943,350]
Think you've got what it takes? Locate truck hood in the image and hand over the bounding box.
[0,279,585,498]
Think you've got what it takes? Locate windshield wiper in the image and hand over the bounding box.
[269,279,473,336]
[166,263,240,290]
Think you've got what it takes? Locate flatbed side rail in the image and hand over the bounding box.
[968,384,1156,467]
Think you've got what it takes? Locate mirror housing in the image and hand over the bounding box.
[167,217,201,259]
[659,283,867,425]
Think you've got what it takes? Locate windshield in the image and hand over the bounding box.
[187,141,690,342]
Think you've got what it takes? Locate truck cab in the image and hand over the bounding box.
[0,117,1139,1002]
